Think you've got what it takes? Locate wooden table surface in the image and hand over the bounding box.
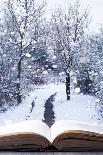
[0,153,103,155]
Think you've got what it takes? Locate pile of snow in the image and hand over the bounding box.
[0,83,100,126]
[53,84,97,123]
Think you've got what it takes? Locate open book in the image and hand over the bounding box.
[0,120,103,151]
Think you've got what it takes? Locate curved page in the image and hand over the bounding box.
[51,120,103,142]
[0,120,51,142]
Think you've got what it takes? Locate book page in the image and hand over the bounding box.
[51,120,103,142]
[0,120,51,142]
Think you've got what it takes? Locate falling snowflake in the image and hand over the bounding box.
[75,87,80,93]
[3,54,6,57]
[53,55,56,59]
[95,99,100,103]
[25,53,31,58]
[11,32,14,36]
[100,71,103,75]
[43,70,48,75]
[52,65,57,69]
[28,65,32,69]
[73,79,77,84]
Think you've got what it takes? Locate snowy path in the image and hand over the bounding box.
[0,83,100,126]
[0,84,58,125]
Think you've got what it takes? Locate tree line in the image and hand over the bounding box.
[0,0,103,111]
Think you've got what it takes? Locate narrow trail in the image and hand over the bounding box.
[25,97,37,120]
[43,93,57,127]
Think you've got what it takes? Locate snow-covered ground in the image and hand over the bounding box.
[0,83,101,126]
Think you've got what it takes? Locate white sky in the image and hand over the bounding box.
[46,0,103,32]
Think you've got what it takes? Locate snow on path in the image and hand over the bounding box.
[0,84,57,125]
[0,83,99,126]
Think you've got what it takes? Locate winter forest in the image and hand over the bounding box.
[0,0,103,126]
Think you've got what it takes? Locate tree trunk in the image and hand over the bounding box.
[17,83,21,104]
[17,34,23,105]
[66,72,70,100]
[17,60,22,105]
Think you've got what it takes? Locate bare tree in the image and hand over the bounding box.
[48,0,89,100]
[3,0,46,104]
